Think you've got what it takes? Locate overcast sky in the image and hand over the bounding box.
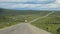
[0,0,60,10]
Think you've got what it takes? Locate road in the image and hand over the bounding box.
[0,12,54,34]
[29,11,54,23]
[0,23,51,34]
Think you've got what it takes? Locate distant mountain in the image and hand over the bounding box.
[0,8,60,16]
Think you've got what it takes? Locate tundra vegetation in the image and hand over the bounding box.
[0,8,60,34]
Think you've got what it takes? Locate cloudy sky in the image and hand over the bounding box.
[0,0,60,10]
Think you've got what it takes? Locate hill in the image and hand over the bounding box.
[0,8,60,34]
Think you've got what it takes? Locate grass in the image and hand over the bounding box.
[0,14,43,29]
[0,15,23,28]
[31,16,60,34]
[1,9,60,34]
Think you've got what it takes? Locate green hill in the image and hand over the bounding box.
[0,8,60,34]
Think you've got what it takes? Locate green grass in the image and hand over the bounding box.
[31,16,60,34]
[0,8,60,34]
[0,13,51,29]
[0,14,43,29]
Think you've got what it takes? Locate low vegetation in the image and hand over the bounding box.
[0,8,60,34]
[0,8,50,28]
[31,13,60,34]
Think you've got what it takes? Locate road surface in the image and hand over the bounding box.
[0,23,51,34]
[0,12,54,34]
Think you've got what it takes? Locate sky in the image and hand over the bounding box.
[0,0,60,10]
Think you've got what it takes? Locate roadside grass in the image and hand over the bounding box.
[31,16,60,34]
[0,11,51,29]
[0,8,59,30]
[0,15,24,29]
[0,14,42,29]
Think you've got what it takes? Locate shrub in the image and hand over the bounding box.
[56,28,60,34]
